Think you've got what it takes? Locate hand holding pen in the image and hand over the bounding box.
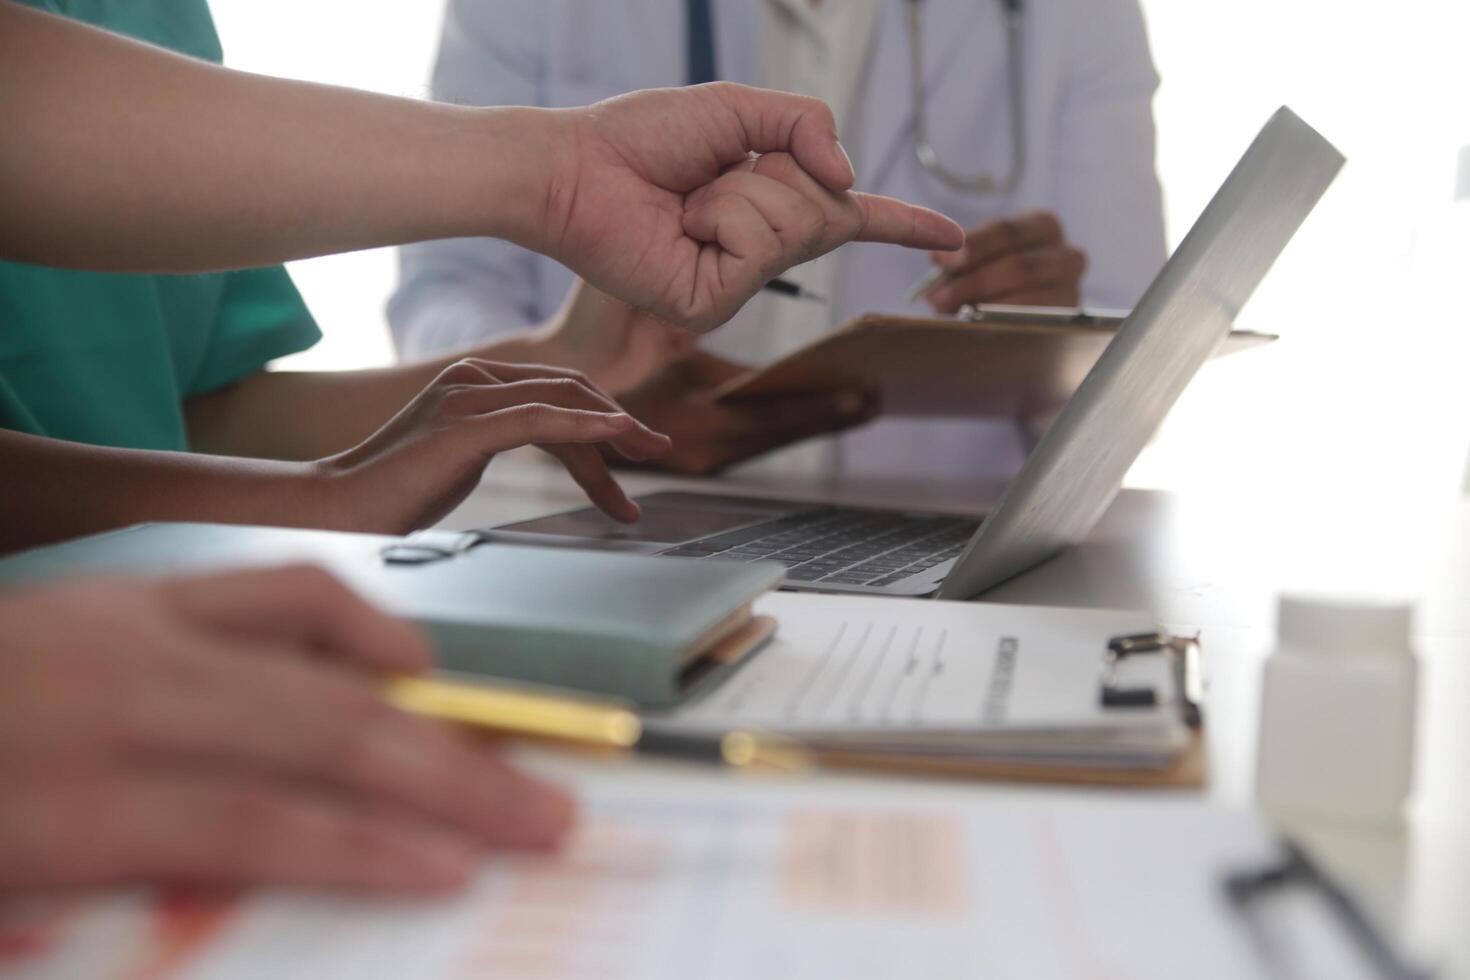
[907,210,1087,312]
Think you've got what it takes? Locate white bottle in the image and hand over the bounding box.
[1255,594,1418,826]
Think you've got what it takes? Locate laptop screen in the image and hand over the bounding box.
[940,107,1345,599]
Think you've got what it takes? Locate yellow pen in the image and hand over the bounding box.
[383,675,807,772]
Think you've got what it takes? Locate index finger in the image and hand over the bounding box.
[160,565,430,674]
[852,192,965,251]
[542,443,642,524]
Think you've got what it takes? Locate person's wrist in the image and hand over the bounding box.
[169,456,353,535]
[285,458,359,532]
[468,105,581,256]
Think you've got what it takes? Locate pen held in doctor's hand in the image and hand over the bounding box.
[905,265,952,304]
[915,211,1087,313]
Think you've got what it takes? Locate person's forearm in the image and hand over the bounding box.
[0,3,556,273]
[184,333,562,460]
[0,430,336,553]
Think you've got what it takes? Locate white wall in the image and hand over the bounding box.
[1130,0,1470,593]
[208,1,1470,558]
[1135,0,1470,496]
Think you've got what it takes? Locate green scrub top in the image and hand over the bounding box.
[0,0,321,452]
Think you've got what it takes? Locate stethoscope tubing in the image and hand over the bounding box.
[907,0,1026,196]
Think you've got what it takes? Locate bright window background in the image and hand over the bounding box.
[210,1,1470,563]
[207,2,449,374]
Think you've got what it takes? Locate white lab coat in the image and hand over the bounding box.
[390,0,1166,480]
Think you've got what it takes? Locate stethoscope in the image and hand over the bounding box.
[906,0,1026,196]
[687,0,1027,197]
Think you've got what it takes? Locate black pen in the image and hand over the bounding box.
[1223,839,1431,980]
[763,277,828,303]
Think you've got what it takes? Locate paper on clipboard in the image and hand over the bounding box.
[658,592,1203,785]
[712,306,1276,418]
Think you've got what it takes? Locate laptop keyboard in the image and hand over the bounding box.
[656,508,980,587]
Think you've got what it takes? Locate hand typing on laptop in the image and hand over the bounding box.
[306,359,671,531]
[2,360,670,553]
[0,566,574,893]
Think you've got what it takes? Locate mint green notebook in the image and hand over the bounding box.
[0,523,783,706]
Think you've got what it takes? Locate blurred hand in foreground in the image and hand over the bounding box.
[0,565,576,894]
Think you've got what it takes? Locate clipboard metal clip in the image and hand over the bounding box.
[1100,631,1203,727]
[381,529,487,565]
[958,303,1126,326]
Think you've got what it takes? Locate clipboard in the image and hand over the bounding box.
[665,591,1211,791]
[807,631,1208,790]
[713,305,1276,419]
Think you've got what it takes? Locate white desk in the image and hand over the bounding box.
[441,451,1470,977]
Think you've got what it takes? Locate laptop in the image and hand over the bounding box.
[487,108,1344,600]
